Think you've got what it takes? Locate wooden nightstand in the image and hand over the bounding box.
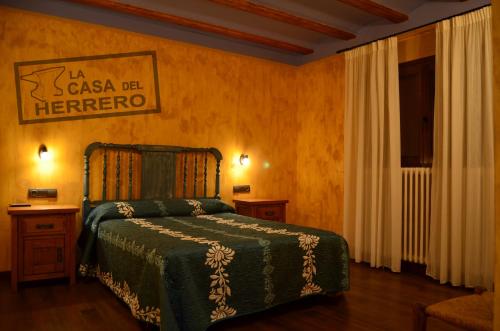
[8,205,79,291]
[233,199,288,223]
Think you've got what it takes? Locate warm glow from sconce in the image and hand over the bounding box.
[239,154,250,166]
[39,144,50,161]
[263,161,271,169]
[231,152,250,182]
[35,144,55,176]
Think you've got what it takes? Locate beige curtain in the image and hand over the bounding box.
[427,7,494,289]
[344,37,402,272]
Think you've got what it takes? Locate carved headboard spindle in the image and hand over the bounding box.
[215,158,221,199]
[83,155,89,206]
[116,152,121,200]
[102,149,108,201]
[183,153,188,199]
[203,152,208,198]
[193,154,198,198]
[128,152,133,200]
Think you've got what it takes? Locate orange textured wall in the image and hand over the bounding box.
[294,55,345,233]
[0,6,298,272]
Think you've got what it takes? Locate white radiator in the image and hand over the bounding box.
[402,167,431,264]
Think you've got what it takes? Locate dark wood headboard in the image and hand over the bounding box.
[83,142,223,219]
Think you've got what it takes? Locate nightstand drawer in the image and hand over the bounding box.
[234,199,288,223]
[20,215,66,235]
[256,205,283,221]
[236,205,252,217]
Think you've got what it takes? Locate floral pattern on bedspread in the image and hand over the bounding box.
[97,266,161,325]
[78,199,349,331]
[186,199,207,216]
[198,215,323,297]
[116,201,135,218]
[125,218,237,322]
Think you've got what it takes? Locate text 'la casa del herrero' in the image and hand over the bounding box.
[15,51,160,124]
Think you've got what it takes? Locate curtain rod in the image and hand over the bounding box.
[336,4,491,54]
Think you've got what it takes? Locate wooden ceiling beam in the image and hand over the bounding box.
[337,0,408,23]
[209,0,355,40]
[66,0,314,55]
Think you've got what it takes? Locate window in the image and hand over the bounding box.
[399,56,435,167]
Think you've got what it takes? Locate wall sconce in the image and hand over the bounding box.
[38,144,49,160]
[239,154,250,166]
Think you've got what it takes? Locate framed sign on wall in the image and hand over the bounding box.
[14,51,161,124]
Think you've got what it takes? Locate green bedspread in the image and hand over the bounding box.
[78,199,349,331]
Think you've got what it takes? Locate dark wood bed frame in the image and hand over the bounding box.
[83,142,223,220]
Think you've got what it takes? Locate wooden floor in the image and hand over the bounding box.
[0,262,472,331]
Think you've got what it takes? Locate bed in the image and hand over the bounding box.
[78,142,349,331]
